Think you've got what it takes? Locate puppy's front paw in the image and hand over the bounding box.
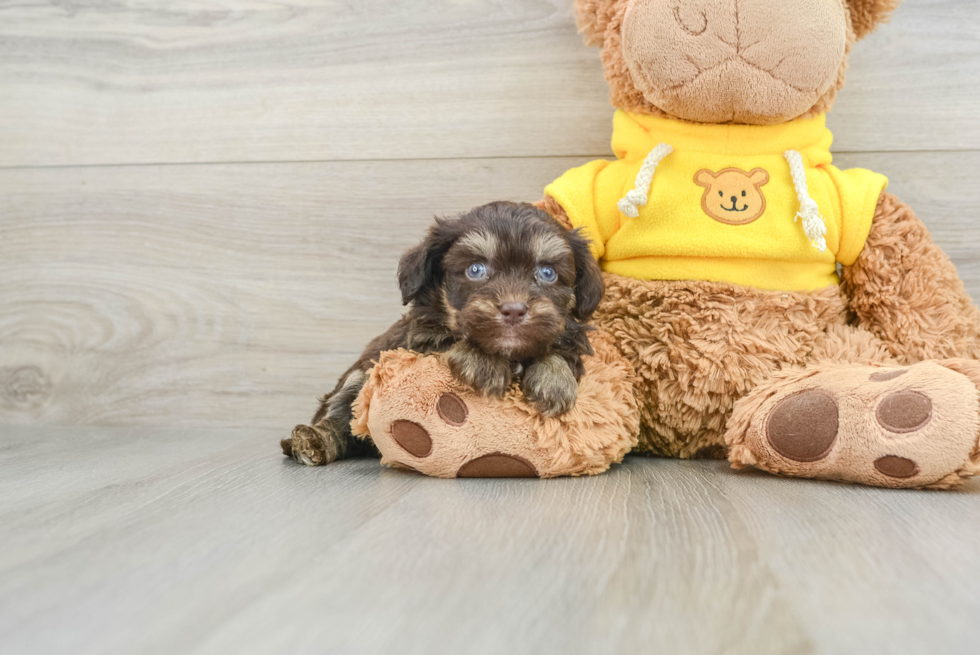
[282,424,339,466]
[447,343,513,397]
[523,354,578,417]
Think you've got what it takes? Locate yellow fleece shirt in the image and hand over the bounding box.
[544,112,888,291]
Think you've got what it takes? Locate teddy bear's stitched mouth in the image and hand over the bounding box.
[722,202,749,212]
[630,54,822,123]
[663,56,814,96]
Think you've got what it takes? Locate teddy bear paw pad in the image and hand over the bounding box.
[436,393,468,426]
[741,362,980,488]
[389,420,433,458]
[875,390,932,433]
[766,389,839,463]
[457,453,539,478]
[873,455,919,479]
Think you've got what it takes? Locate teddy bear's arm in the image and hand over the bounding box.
[841,191,980,363]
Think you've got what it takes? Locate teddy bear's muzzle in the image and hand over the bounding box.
[620,0,848,124]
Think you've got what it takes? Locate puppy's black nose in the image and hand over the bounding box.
[499,302,528,325]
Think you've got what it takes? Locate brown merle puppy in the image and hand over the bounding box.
[282,201,604,466]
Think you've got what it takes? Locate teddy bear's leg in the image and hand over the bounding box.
[349,332,639,478]
[726,327,980,489]
[842,192,980,362]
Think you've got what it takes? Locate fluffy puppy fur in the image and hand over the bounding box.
[282,201,604,466]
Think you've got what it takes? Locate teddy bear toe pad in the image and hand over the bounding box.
[456,453,538,478]
[389,420,433,458]
[741,362,980,488]
[874,391,932,433]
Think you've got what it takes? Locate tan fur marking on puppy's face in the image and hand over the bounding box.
[531,233,572,263]
[457,231,499,262]
[441,287,459,331]
[528,297,562,324]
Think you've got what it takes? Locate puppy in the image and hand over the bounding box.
[282,201,604,466]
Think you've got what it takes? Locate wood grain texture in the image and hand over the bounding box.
[1,426,978,655]
[3,153,979,429]
[0,0,976,168]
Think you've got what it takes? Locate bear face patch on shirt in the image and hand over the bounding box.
[694,168,770,225]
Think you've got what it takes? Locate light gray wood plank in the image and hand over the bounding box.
[0,426,420,655]
[0,427,977,655]
[715,465,980,653]
[3,152,979,428]
[0,0,976,168]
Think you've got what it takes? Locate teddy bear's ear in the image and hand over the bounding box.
[574,0,619,47]
[748,169,770,186]
[847,0,903,41]
[694,170,716,188]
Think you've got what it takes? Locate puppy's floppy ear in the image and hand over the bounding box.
[574,0,620,47]
[566,228,604,321]
[397,217,465,305]
[397,242,430,305]
[848,0,902,40]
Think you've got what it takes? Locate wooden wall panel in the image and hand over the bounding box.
[0,0,976,167]
[2,152,979,428]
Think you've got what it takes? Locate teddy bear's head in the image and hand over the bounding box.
[574,0,901,125]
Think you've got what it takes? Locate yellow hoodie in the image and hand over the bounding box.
[544,112,888,291]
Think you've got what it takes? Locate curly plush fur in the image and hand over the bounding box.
[842,193,980,363]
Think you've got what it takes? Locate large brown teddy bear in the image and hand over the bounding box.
[328,0,980,489]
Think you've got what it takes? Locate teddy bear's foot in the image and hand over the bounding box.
[349,332,639,478]
[726,360,980,489]
[351,354,561,478]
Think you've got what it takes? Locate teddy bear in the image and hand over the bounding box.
[338,0,980,489]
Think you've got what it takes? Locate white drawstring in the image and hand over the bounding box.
[617,143,673,218]
[784,149,827,252]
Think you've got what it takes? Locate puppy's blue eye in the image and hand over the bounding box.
[466,263,488,280]
[536,265,557,283]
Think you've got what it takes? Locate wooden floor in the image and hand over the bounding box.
[1,426,978,655]
[2,1,980,653]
